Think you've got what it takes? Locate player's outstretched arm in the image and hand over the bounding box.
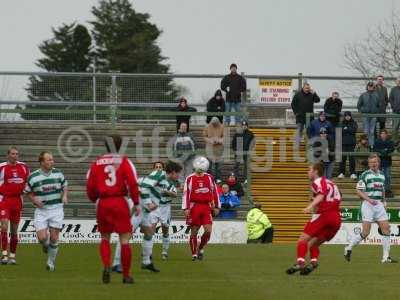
[62,188,68,204]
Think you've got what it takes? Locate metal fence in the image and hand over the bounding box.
[0,71,398,123]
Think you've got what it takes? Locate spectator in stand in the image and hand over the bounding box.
[324,91,343,127]
[373,129,395,198]
[291,83,321,147]
[232,121,255,183]
[338,111,358,179]
[220,63,247,126]
[389,77,400,143]
[206,89,225,124]
[312,127,334,179]
[357,82,380,146]
[219,184,241,219]
[354,134,370,175]
[246,203,274,244]
[225,173,244,199]
[307,111,334,139]
[175,96,197,132]
[375,75,389,133]
[172,122,196,178]
[203,117,224,181]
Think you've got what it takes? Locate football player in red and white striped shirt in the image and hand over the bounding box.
[182,156,220,260]
[0,146,30,265]
[286,162,342,275]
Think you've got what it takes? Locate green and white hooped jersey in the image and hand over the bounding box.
[140,170,170,206]
[160,179,177,205]
[25,168,67,209]
[356,169,385,201]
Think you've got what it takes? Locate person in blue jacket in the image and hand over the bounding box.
[219,184,240,218]
[307,111,334,139]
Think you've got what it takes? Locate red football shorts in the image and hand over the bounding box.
[303,211,341,242]
[96,197,132,234]
[0,196,23,223]
[187,203,213,226]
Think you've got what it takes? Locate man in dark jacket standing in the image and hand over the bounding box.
[291,83,320,147]
[357,82,380,146]
[338,111,358,179]
[221,63,246,126]
[373,129,395,198]
[206,90,225,124]
[389,77,400,142]
[324,91,343,127]
[375,75,389,132]
[232,121,255,182]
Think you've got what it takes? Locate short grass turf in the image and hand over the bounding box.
[0,244,399,300]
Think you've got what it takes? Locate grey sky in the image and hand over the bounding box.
[0,0,398,104]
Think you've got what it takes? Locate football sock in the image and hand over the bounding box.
[142,236,153,265]
[100,239,111,268]
[48,242,59,264]
[199,232,211,250]
[296,240,308,265]
[10,234,18,255]
[120,244,131,278]
[1,231,8,252]
[310,245,320,264]
[112,241,121,267]
[382,234,390,260]
[189,235,197,256]
[348,233,364,250]
[162,234,170,255]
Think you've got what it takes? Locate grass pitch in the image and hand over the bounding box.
[1,244,399,300]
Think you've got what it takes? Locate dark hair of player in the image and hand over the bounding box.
[153,161,165,169]
[164,160,183,174]
[7,146,18,154]
[38,151,52,163]
[105,135,122,153]
[311,162,324,177]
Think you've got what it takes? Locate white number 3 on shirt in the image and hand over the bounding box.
[104,165,116,187]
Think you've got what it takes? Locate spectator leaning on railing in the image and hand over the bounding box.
[172,122,196,178]
[357,82,380,146]
[389,77,400,143]
[203,117,224,181]
[219,184,241,219]
[338,111,358,180]
[220,63,247,126]
[307,111,334,139]
[175,96,197,132]
[375,75,389,133]
[206,89,225,124]
[373,129,395,198]
[246,203,274,244]
[354,134,370,175]
[291,83,320,147]
[324,91,343,127]
[231,121,255,183]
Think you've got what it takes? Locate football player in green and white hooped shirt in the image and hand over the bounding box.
[344,154,397,263]
[140,161,182,273]
[25,151,68,271]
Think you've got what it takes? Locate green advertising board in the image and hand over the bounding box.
[340,207,400,223]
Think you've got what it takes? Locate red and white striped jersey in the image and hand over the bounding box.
[311,176,341,214]
[0,161,30,198]
[86,154,139,205]
[182,172,220,210]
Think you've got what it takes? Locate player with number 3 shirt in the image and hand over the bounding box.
[86,135,140,284]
